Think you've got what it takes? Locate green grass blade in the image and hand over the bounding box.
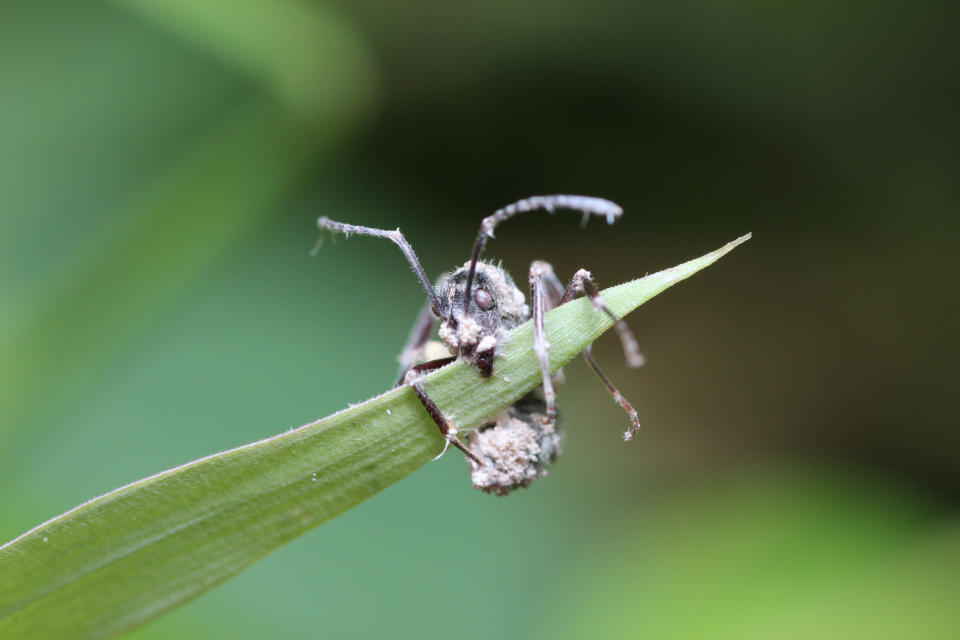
[0,234,749,640]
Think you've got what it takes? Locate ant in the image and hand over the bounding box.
[314,195,643,495]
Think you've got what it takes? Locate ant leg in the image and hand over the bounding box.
[395,301,439,385]
[529,261,566,423]
[403,356,456,382]
[410,380,484,464]
[559,269,645,368]
[315,217,443,315]
[557,269,644,439]
[583,345,642,441]
[461,195,623,317]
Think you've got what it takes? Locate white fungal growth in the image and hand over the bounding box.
[438,321,459,348]
[477,335,497,353]
[531,412,555,435]
[467,414,545,494]
[457,316,483,346]
[439,315,485,350]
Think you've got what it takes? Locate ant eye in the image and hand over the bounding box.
[474,288,495,310]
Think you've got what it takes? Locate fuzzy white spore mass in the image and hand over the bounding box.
[456,316,482,346]
[438,316,483,350]
[437,322,458,349]
[466,401,561,496]
[468,414,542,492]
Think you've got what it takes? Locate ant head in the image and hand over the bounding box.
[434,261,528,355]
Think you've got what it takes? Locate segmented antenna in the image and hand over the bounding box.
[316,216,443,315]
[459,195,623,318]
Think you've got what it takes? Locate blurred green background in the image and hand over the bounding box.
[2,1,958,638]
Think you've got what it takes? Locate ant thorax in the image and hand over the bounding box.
[434,260,529,367]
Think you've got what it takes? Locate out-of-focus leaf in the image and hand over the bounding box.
[547,467,959,640]
[109,0,377,116]
[0,99,315,436]
[0,0,378,441]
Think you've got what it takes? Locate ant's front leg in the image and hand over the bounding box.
[405,362,484,464]
[559,268,644,440]
[559,269,645,368]
[474,349,495,378]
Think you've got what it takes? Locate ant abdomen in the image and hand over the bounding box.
[466,391,562,496]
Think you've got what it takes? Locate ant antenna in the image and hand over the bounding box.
[316,216,443,315]
[459,195,623,318]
